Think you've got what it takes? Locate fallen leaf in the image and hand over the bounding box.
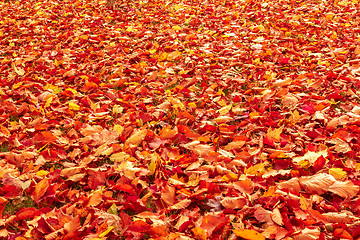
[125,129,147,146]
[328,180,359,198]
[32,179,50,203]
[233,229,265,240]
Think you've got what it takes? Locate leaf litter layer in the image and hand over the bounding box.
[1,0,360,238]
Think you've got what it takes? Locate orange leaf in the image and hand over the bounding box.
[159,127,177,139]
[0,196,7,218]
[220,196,246,209]
[0,125,10,137]
[86,191,103,207]
[32,178,50,203]
[233,229,265,240]
[125,129,147,146]
[161,184,175,206]
[192,227,207,240]
[200,213,226,236]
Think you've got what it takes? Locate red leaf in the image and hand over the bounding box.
[16,207,42,221]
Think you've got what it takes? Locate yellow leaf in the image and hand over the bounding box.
[168,97,185,110]
[44,95,53,108]
[12,81,23,90]
[245,163,265,176]
[249,112,260,119]
[233,229,265,240]
[222,172,238,182]
[329,168,347,180]
[69,102,80,111]
[112,104,124,115]
[218,104,232,115]
[98,226,114,238]
[266,126,284,141]
[158,52,168,61]
[36,170,49,177]
[186,174,200,187]
[173,4,183,10]
[149,49,157,54]
[172,25,181,31]
[113,125,124,135]
[65,88,77,94]
[290,110,300,122]
[126,26,134,32]
[149,160,157,175]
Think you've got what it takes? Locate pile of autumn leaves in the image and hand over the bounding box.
[1,0,360,239]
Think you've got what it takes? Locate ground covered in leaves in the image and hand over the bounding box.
[1,0,360,238]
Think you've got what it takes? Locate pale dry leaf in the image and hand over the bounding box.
[282,94,298,108]
[292,227,321,240]
[276,177,301,192]
[328,180,359,198]
[299,173,336,195]
[169,199,192,210]
[175,216,190,230]
[292,150,328,166]
[271,208,283,226]
[326,115,350,130]
[327,138,352,153]
[218,104,232,115]
[322,212,356,224]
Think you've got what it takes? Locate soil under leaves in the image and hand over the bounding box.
[1,0,360,239]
